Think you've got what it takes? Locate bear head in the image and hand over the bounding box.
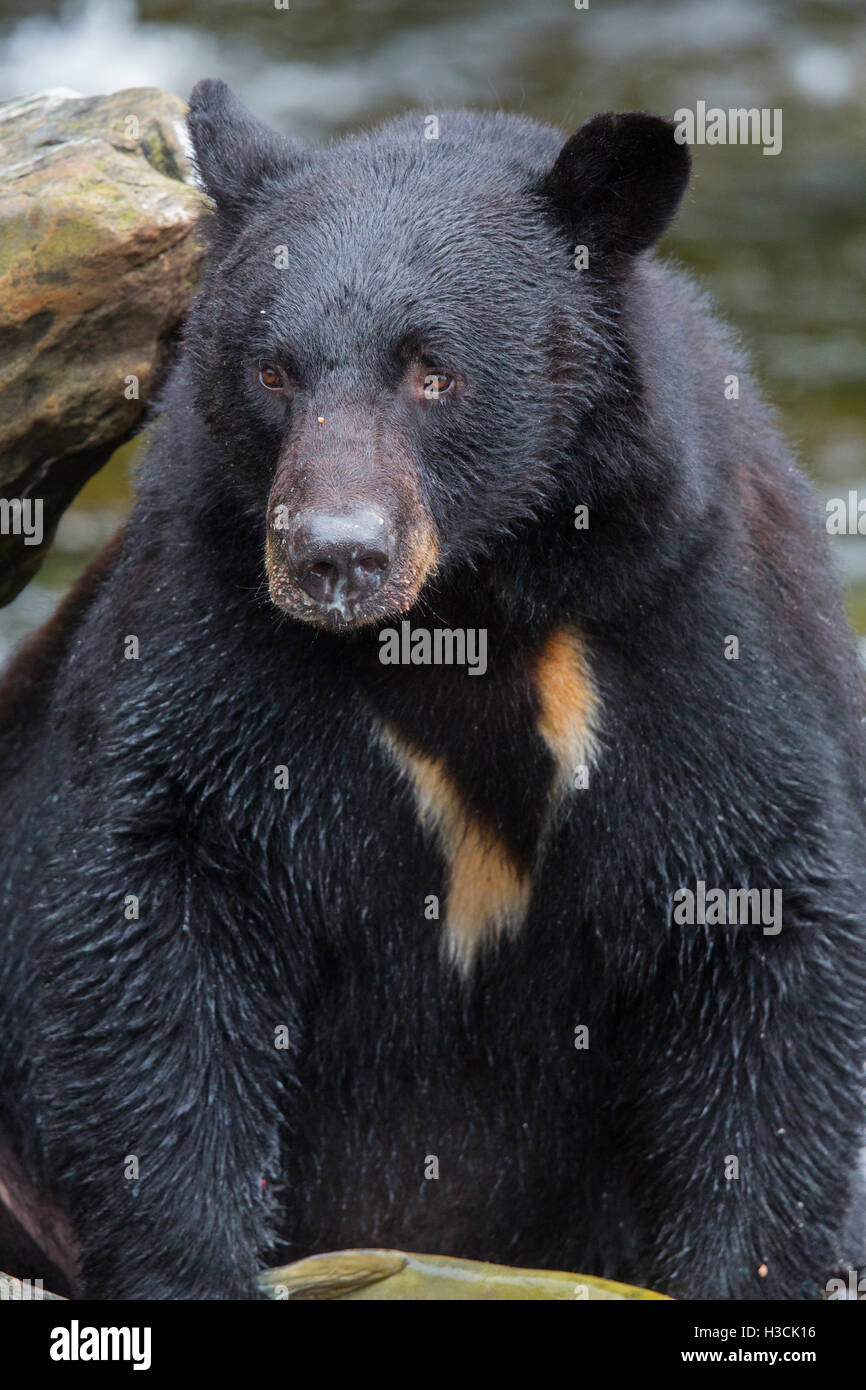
[185,80,690,631]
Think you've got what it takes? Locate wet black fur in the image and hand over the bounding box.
[1,81,864,1299]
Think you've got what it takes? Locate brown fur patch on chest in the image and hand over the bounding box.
[379,625,599,972]
[380,728,533,972]
[533,624,599,789]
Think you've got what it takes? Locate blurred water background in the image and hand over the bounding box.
[0,0,864,661]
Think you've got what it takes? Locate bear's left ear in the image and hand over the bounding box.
[542,111,690,260]
[187,78,304,220]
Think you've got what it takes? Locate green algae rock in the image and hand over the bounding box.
[259,1249,669,1301]
[0,87,208,603]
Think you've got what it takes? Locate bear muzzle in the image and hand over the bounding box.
[288,507,392,613]
[266,502,438,629]
[264,411,440,628]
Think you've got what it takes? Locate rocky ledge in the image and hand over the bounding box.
[0,87,208,604]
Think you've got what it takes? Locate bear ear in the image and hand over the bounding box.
[542,111,690,260]
[187,78,302,218]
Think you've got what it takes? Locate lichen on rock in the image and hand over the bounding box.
[0,87,208,605]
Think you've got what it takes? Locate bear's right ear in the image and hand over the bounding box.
[187,79,302,220]
[542,111,690,261]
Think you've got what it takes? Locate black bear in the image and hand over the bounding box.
[0,79,864,1301]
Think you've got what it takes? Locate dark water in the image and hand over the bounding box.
[1,0,864,658]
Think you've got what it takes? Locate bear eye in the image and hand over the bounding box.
[259,361,288,392]
[423,372,455,400]
[404,360,462,403]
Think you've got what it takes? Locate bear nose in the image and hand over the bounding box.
[290,509,392,605]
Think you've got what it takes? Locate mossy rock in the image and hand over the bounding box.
[259,1249,669,1301]
[0,87,208,604]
